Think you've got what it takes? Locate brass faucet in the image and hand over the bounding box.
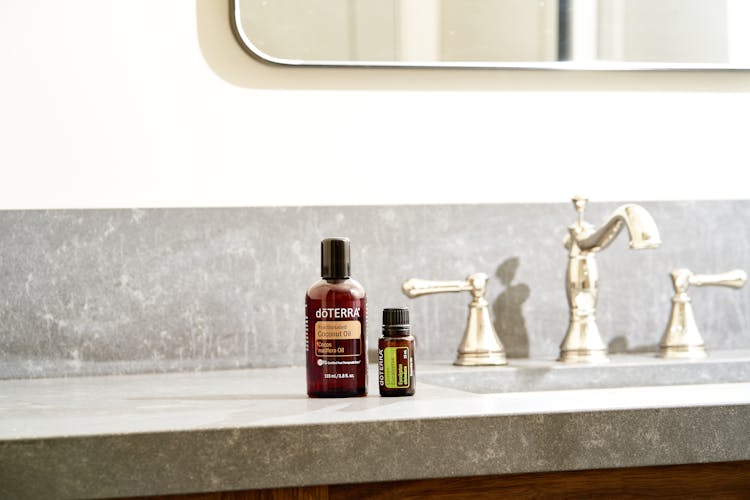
[560,196,661,363]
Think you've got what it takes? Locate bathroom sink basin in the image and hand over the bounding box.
[419,350,750,394]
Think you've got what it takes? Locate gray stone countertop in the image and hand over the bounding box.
[2,353,750,499]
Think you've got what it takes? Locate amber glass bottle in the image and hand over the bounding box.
[378,308,415,397]
[306,238,367,398]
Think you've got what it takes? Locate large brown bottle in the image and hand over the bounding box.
[306,237,367,397]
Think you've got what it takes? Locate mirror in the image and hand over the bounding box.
[231,0,750,69]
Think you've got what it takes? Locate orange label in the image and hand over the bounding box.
[315,321,362,357]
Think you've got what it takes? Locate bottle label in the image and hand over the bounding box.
[306,298,366,387]
[383,346,411,388]
[314,321,362,356]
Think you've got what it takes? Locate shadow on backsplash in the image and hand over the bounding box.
[493,257,530,358]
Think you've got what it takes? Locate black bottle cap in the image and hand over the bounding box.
[321,237,350,279]
[383,308,409,327]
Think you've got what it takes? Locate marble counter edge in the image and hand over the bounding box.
[1,399,749,499]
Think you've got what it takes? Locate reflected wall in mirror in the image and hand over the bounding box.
[231,0,750,69]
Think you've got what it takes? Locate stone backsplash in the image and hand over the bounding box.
[1,200,748,378]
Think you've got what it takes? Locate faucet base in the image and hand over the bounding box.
[659,344,708,360]
[454,351,507,366]
[559,315,609,364]
[453,296,507,366]
[558,349,610,364]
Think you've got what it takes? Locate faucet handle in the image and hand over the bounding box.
[402,273,487,299]
[571,195,589,227]
[401,273,506,366]
[670,268,747,293]
[401,278,472,298]
[571,195,589,211]
[689,269,747,289]
[661,268,746,359]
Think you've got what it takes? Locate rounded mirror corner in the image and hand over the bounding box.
[229,0,307,67]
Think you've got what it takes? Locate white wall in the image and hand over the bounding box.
[0,0,748,210]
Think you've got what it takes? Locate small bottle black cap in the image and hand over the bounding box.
[321,237,350,279]
[383,307,409,327]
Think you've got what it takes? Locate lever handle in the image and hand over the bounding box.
[689,269,747,289]
[401,273,505,366]
[402,273,489,299]
[401,279,472,298]
[661,268,746,359]
[671,268,747,293]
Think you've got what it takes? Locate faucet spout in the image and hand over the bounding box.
[575,203,661,253]
[560,198,661,364]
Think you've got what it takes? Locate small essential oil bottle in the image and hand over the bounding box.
[378,308,415,397]
[306,237,367,398]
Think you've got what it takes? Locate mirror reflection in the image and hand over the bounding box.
[232,0,750,69]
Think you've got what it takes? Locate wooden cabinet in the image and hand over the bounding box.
[131,461,750,499]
